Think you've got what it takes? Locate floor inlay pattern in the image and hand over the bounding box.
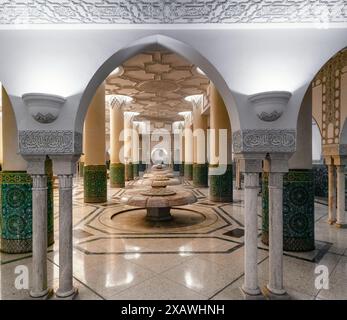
[1,179,347,300]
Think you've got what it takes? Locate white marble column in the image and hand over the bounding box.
[25,155,51,299]
[242,172,261,295]
[56,174,76,298]
[52,155,79,299]
[336,165,346,227]
[328,164,337,224]
[31,174,49,298]
[267,172,286,295]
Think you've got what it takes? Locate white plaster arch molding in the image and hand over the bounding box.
[0,27,345,155]
[76,34,239,134]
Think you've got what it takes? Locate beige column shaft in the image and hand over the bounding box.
[193,99,207,164]
[84,83,106,166]
[184,117,193,165]
[110,104,124,164]
[209,83,232,165]
[132,123,139,164]
[2,87,27,171]
[124,113,133,163]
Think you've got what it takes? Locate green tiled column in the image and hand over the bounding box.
[184,163,193,180]
[208,164,233,202]
[78,162,84,177]
[180,162,184,177]
[173,163,180,172]
[125,163,134,181]
[133,163,139,178]
[84,165,107,203]
[193,163,208,187]
[262,169,315,252]
[0,170,54,253]
[109,163,125,188]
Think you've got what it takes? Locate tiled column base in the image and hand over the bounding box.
[184,163,193,180]
[109,163,125,188]
[193,163,208,187]
[84,165,107,203]
[208,164,233,202]
[133,163,139,178]
[78,162,84,178]
[125,163,134,181]
[173,163,180,172]
[262,169,315,252]
[0,171,54,253]
[139,161,147,172]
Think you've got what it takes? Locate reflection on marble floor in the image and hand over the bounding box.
[1,178,347,300]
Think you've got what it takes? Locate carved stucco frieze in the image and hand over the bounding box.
[18,130,82,155]
[233,129,296,153]
[0,1,345,24]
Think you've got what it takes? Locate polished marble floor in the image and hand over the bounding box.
[1,176,347,300]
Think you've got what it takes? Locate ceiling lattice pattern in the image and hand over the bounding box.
[0,1,345,24]
[105,50,209,122]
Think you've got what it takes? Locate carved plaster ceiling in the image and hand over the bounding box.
[0,1,345,24]
[105,50,209,123]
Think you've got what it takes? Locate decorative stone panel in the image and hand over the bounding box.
[0,1,345,24]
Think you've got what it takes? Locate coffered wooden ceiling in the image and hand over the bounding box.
[105,50,210,122]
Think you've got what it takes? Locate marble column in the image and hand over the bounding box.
[83,83,107,203]
[191,96,208,187]
[182,112,193,180]
[109,97,125,188]
[241,158,262,296]
[336,164,346,227]
[52,156,79,299]
[208,83,233,202]
[26,156,51,299]
[267,171,286,295]
[328,163,337,224]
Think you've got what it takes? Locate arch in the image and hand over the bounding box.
[75,34,240,134]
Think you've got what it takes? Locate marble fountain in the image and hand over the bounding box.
[121,165,196,221]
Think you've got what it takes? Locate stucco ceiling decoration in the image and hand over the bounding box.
[0,1,345,24]
[105,50,209,122]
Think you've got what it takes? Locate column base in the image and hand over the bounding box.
[55,287,79,300]
[262,286,289,300]
[193,163,208,188]
[240,287,265,300]
[109,163,125,188]
[328,219,337,225]
[336,222,347,228]
[184,163,193,180]
[30,288,54,300]
[208,164,233,202]
[84,165,107,203]
[262,169,315,252]
[179,162,184,177]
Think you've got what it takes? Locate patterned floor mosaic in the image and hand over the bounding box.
[1,176,347,300]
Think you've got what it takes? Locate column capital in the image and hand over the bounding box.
[268,153,290,173]
[235,153,265,173]
[23,155,47,175]
[51,154,80,175]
